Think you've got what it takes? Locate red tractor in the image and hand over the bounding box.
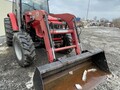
[4,0,81,67]
[4,0,110,90]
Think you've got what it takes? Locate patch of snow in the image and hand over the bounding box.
[69,71,73,75]
[87,68,97,72]
[82,70,87,82]
[75,84,82,90]
[25,72,34,89]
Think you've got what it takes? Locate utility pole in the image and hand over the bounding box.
[86,0,90,20]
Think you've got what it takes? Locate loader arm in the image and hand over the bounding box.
[25,10,55,62]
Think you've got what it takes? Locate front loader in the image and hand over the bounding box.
[4,0,110,90]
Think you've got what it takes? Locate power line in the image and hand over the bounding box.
[86,0,90,20]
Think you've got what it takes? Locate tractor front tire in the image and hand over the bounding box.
[13,32,36,67]
[4,18,13,46]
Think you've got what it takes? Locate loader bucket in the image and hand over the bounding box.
[33,49,110,90]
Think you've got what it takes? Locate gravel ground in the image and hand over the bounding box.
[81,27,120,90]
[0,27,120,90]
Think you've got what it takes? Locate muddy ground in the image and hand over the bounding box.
[0,27,120,90]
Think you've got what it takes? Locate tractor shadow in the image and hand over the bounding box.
[33,48,76,67]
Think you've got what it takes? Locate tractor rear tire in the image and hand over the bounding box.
[60,35,73,54]
[13,32,36,67]
[4,18,13,46]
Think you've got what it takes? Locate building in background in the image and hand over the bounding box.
[0,0,12,36]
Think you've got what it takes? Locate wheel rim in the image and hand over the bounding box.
[14,40,22,61]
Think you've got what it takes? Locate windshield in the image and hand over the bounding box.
[22,0,49,13]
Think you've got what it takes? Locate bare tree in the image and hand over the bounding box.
[112,18,120,28]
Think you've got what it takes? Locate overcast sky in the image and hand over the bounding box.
[49,0,120,20]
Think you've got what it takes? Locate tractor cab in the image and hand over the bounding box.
[21,0,49,14]
[12,0,49,29]
[13,0,49,14]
